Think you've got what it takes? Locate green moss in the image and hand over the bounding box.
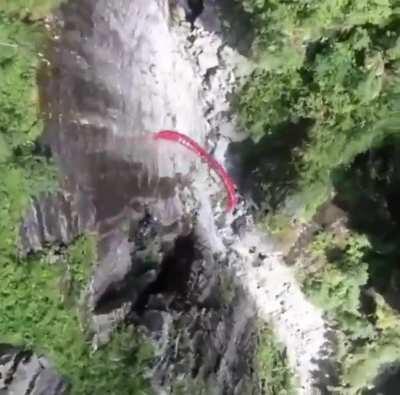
[256,325,297,395]
[262,212,299,250]
[0,0,62,20]
[62,234,97,304]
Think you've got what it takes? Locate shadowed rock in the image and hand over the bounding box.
[0,345,68,395]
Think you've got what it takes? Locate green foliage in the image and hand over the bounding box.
[302,231,400,393]
[340,291,400,394]
[304,233,374,339]
[0,11,44,150]
[63,234,96,302]
[0,238,90,351]
[240,0,392,43]
[256,325,297,395]
[239,6,400,390]
[238,0,400,217]
[262,212,299,251]
[0,7,57,261]
[342,338,400,395]
[0,2,59,246]
[0,237,153,394]
[0,0,61,20]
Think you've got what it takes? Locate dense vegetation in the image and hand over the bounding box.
[238,0,400,216]
[238,0,400,393]
[299,232,400,393]
[256,325,296,395]
[0,2,153,394]
[1,236,153,394]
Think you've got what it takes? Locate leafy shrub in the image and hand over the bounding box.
[238,0,400,217]
[302,231,400,393]
[0,5,57,261]
[304,233,375,339]
[342,338,400,395]
[340,290,400,394]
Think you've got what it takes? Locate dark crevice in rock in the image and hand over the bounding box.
[6,349,33,387]
[364,364,400,395]
[92,255,158,316]
[92,209,181,316]
[133,234,196,314]
[227,120,310,213]
[93,275,138,315]
[196,0,255,55]
[130,211,161,251]
[146,289,259,394]
[187,0,204,24]
[25,367,43,395]
[105,224,261,394]
[149,234,196,295]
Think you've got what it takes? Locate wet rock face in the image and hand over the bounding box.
[22,0,250,256]
[20,191,95,254]
[24,0,247,253]
[88,214,259,394]
[177,0,204,24]
[0,345,68,395]
[129,232,259,394]
[34,0,195,249]
[17,0,259,393]
[197,0,255,55]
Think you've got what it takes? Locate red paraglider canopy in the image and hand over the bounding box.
[153,130,237,212]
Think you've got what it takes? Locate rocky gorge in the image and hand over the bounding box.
[1,1,337,394]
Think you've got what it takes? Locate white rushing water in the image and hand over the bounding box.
[227,227,332,394]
